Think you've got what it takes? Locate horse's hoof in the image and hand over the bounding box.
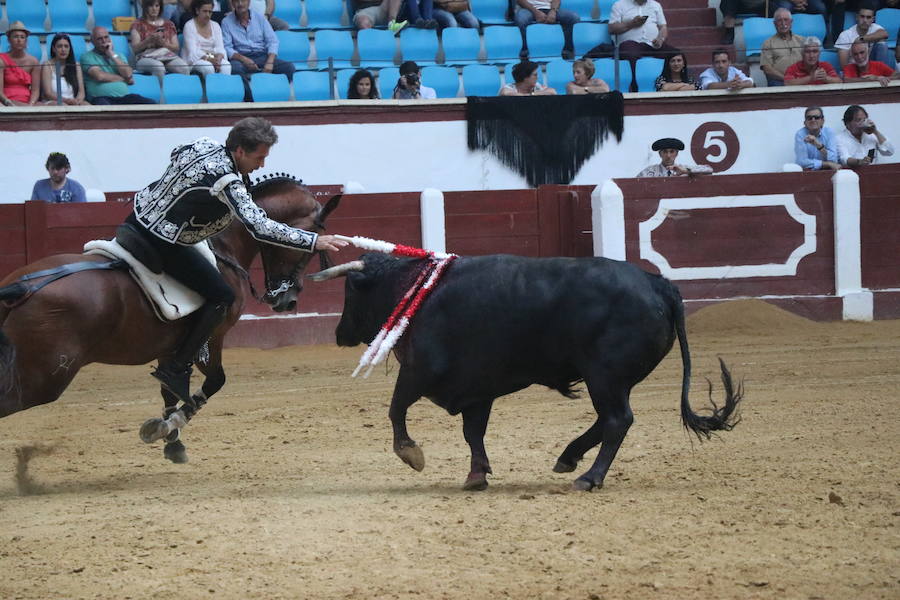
[164,440,189,464]
[395,444,425,472]
[572,477,599,492]
[139,418,169,444]
[553,459,577,473]
[463,473,488,491]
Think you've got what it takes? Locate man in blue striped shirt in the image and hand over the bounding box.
[793,106,841,171]
[222,0,294,99]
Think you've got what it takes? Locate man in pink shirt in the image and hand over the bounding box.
[784,37,842,85]
[842,39,900,86]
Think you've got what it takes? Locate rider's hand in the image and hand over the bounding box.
[315,235,350,252]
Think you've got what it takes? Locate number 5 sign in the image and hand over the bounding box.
[690,122,739,172]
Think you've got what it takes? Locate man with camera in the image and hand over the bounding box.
[392,61,437,99]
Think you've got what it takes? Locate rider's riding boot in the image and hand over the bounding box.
[152,302,228,406]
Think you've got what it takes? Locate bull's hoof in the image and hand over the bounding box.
[164,440,189,464]
[395,444,425,472]
[572,476,602,492]
[139,418,169,444]
[463,472,488,491]
[553,459,577,473]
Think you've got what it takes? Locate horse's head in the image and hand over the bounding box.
[250,176,341,312]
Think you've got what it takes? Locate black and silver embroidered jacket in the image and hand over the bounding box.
[133,137,317,251]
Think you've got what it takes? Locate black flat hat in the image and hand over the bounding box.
[652,138,685,151]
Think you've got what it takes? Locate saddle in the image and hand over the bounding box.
[84,227,218,322]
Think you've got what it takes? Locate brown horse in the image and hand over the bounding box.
[0,177,340,462]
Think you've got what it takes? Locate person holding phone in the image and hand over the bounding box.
[130,0,190,77]
[836,104,895,167]
[608,0,679,92]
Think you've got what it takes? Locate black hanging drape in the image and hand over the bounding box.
[466,92,625,187]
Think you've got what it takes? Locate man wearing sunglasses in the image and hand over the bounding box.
[793,106,841,171]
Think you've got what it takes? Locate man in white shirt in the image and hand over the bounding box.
[392,61,437,99]
[608,0,680,91]
[836,104,895,167]
[834,3,892,68]
[636,138,714,177]
[699,48,755,90]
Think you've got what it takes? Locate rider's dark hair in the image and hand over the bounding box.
[226,117,278,152]
[46,152,70,170]
[842,104,866,125]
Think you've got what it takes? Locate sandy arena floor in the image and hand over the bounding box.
[0,300,897,600]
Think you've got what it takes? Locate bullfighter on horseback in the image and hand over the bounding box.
[120,116,348,408]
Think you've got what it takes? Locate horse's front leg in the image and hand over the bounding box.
[140,337,226,463]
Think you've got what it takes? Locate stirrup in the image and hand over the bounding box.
[151,364,192,404]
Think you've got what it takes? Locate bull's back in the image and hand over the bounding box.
[407,255,678,399]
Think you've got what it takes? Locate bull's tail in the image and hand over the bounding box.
[671,288,743,440]
[0,283,26,401]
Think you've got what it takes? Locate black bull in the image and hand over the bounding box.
[313,253,743,491]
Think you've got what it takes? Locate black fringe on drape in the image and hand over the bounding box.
[466,93,624,187]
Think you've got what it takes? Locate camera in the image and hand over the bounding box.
[403,73,419,86]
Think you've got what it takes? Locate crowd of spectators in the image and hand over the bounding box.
[0,0,897,106]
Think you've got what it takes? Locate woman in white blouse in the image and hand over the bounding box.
[41,33,88,105]
[181,0,231,76]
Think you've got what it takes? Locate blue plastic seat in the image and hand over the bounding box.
[276,30,311,68]
[1,33,44,60]
[250,72,292,101]
[462,63,502,95]
[48,0,90,33]
[573,22,611,57]
[304,0,347,29]
[877,8,900,47]
[791,13,826,41]
[294,69,333,100]
[441,27,481,65]
[129,73,161,102]
[421,65,460,97]
[357,28,397,68]
[400,28,439,66]
[820,49,841,72]
[525,23,565,61]
[273,0,303,29]
[204,73,245,103]
[483,25,523,65]
[594,57,630,92]
[162,73,203,103]
[633,56,663,92]
[6,0,49,32]
[566,0,598,22]
[597,0,615,21]
[91,0,134,30]
[470,0,510,25]
[64,35,88,60]
[378,67,400,98]
[336,68,356,98]
[313,29,354,69]
[742,17,773,57]
[545,59,573,94]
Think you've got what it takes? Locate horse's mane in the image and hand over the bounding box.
[249,173,311,198]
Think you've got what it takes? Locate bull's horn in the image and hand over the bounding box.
[307,260,365,282]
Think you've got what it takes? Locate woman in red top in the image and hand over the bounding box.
[0,21,41,106]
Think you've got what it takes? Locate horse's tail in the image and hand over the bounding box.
[668,283,743,440]
[0,282,26,401]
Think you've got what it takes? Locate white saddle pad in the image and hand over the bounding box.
[84,238,218,321]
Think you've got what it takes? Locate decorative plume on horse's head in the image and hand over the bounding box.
[250,173,308,196]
